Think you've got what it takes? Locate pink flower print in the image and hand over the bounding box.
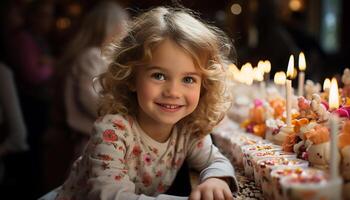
[197,140,204,148]
[143,153,152,166]
[101,162,110,170]
[118,158,125,164]
[132,145,142,156]
[117,145,125,152]
[175,158,182,168]
[142,172,152,187]
[156,170,163,177]
[125,115,134,128]
[152,147,158,155]
[113,119,126,130]
[102,129,118,142]
[157,182,165,193]
[97,153,113,161]
[115,175,122,181]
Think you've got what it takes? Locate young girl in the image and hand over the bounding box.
[55,6,238,200]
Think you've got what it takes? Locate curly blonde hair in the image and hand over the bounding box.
[99,6,236,137]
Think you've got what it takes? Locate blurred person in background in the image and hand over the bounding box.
[0,0,55,198]
[0,62,31,199]
[42,0,128,192]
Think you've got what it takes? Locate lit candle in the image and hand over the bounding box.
[286,55,294,127]
[329,77,340,180]
[323,78,331,92]
[329,78,339,110]
[298,52,306,96]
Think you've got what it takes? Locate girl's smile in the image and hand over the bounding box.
[155,103,184,112]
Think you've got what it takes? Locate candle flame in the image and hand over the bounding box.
[329,77,339,109]
[287,55,294,79]
[264,60,271,73]
[323,78,331,91]
[298,52,306,71]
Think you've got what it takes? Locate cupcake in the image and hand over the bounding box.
[251,150,296,186]
[242,144,282,179]
[270,166,325,200]
[232,134,266,166]
[280,172,342,200]
[255,157,309,199]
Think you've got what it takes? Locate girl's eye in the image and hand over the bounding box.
[151,73,165,81]
[183,76,195,84]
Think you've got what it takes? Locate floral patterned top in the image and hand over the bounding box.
[55,114,238,200]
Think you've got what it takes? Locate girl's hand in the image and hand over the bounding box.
[189,177,234,200]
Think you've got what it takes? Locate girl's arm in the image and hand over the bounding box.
[186,135,239,194]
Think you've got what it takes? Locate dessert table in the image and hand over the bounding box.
[211,119,265,199]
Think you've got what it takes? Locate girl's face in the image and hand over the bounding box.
[134,39,202,130]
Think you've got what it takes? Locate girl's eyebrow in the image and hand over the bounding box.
[146,65,201,77]
[184,72,201,77]
[145,65,164,71]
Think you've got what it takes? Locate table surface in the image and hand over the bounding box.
[232,166,264,200]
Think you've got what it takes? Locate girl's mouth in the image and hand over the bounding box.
[156,103,183,112]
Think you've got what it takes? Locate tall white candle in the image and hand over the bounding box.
[329,77,340,180]
[286,79,292,126]
[298,71,305,96]
[329,114,339,179]
[286,55,294,127]
[298,52,306,97]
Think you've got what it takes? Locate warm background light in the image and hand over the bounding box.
[241,62,254,85]
[228,63,239,80]
[274,71,286,85]
[230,3,242,15]
[253,67,264,81]
[257,60,265,73]
[289,0,303,12]
[264,60,271,73]
[56,17,71,30]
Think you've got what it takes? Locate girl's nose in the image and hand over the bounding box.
[163,81,181,98]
